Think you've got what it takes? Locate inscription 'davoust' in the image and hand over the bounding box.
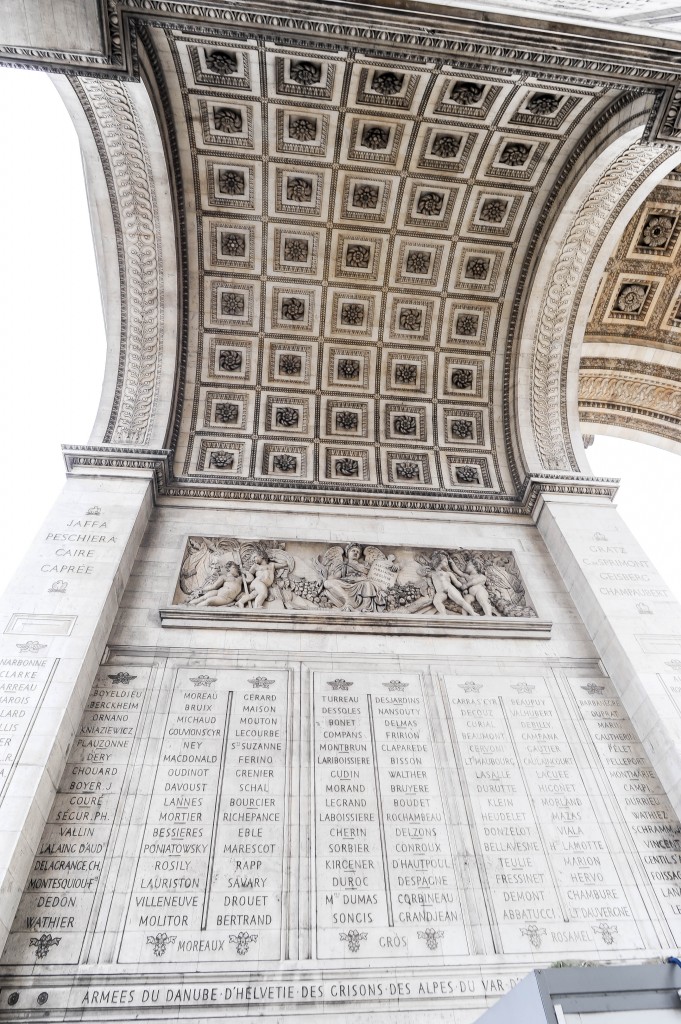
[173,538,537,618]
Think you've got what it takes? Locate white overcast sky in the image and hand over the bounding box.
[0,66,680,603]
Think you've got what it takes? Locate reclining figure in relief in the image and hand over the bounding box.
[177,538,536,618]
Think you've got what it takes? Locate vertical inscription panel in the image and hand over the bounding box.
[119,668,290,965]
[441,675,645,956]
[1,667,150,966]
[312,671,467,960]
[569,677,681,945]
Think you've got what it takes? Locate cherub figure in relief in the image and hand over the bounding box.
[452,556,494,616]
[414,550,478,616]
[236,553,278,609]
[188,561,244,607]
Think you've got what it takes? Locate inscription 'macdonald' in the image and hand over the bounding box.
[175,538,536,619]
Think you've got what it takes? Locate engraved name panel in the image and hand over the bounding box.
[442,675,643,955]
[312,671,467,958]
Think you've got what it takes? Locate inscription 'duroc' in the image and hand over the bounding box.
[173,538,537,619]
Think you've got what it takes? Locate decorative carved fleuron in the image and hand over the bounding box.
[48,580,68,594]
[289,60,321,86]
[340,929,368,952]
[214,107,242,133]
[346,244,371,268]
[450,81,484,105]
[338,357,361,378]
[174,537,537,619]
[451,419,474,438]
[16,641,46,654]
[287,177,312,202]
[432,134,461,158]
[396,462,420,479]
[108,672,137,684]
[275,406,299,428]
[281,297,306,321]
[147,932,176,957]
[418,928,444,950]
[456,314,479,336]
[395,363,418,384]
[499,142,530,166]
[273,454,297,473]
[521,924,546,949]
[340,305,364,327]
[353,183,379,209]
[640,214,675,248]
[210,451,235,470]
[229,932,257,955]
[465,257,490,280]
[284,238,308,262]
[371,71,403,95]
[451,367,474,390]
[581,682,605,695]
[289,116,317,141]
[190,674,217,685]
[215,402,240,424]
[526,92,561,115]
[479,198,508,223]
[219,349,243,372]
[399,307,422,331]
[406,251,431,274]
[393,414,417,435]
[417,191,444,216]
[336,410,359,430]
[29,934,61,960]
[248,676,274,688]
[221,233,246,257]
[455,466,480,484]
[221,293,245,317]
[279,353,302,375]
[336,457,359,476]
[206,50,238,74]
[362,125,390,149]
[594,923,617,945]
[218,169,245,195]
[615,282,648,313]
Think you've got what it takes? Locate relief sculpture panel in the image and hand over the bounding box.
[165,538,541,636]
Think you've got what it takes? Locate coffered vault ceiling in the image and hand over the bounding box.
[581,167,681,451]
[116,23,639,506]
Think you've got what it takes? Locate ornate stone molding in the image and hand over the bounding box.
[530,142,672,470]
[74,79,165,447]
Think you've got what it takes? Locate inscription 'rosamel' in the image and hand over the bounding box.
[173,538,536,620]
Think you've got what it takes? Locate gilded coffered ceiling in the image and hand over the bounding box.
[580,167,681,450]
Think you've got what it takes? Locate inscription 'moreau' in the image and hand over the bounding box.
[173,538,536,620]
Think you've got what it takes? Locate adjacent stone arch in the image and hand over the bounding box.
[515,126,680,477]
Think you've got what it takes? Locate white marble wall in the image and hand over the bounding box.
[536,493,681,819]
[0,475,152,952]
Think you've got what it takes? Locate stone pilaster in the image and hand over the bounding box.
[535,490,681,819]
[0,474,153,949]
